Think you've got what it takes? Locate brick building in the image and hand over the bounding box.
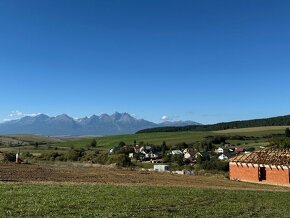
[229,148,290,186]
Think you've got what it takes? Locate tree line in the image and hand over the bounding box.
[137,114,290,133]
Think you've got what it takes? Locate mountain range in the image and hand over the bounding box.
[0,112,201,136]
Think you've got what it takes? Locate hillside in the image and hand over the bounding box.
[137,114,290,133]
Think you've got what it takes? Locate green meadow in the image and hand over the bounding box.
[0,184,289,218]
[0,126,288,154]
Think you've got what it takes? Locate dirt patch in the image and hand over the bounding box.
[0,163,289,191]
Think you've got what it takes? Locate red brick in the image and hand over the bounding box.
[230,163,290,187]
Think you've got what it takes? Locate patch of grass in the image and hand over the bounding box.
[214,126,290,135]
[53,131,210,149]
[0,184,289,217]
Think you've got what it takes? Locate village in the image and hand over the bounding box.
[108,141,290,186]
[1,133,289,187]
[108,140,246,173]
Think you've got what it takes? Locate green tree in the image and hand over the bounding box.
[119,141,126,147]
[90,139,97,148]
[285,128,290,137]
[161,141,167,156]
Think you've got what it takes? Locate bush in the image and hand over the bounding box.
[200,159,229,172]
[81,150,99,162]
[22,152,33,158]
[1,152,16,162]
[108,154,131,167]
[88,154,131,167]
[64,149,85,161]
[116,146,135,155]
[39,152,63,161]
[271,137,290,148]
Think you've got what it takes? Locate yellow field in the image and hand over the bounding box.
[214,126,290,134]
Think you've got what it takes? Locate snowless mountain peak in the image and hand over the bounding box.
[0,112,201,136]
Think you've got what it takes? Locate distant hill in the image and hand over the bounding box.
[137,114,290,134]
[0,112,200,136]
[159,121,201,127]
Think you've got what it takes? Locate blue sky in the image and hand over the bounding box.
[0,0,290,124]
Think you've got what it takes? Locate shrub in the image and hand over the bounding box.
[116,146,134,155]
[108,154,131,167]
[64,149,85,161]
[1,152,16,162]
[81,150,100,162]
[39,152,62,161]
[200,159,229,172]
[22,152,33,158]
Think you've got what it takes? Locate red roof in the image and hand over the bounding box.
[235,148,245,152]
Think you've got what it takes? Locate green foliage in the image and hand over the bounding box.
[0,152,16,162]
[271,137,290,148]
[285,128,290,137]
[118,141,126,147]
[22,152,33,158]
[161,141,167,156]
[245,147,256,152]
[108,154,132,167]
[92,154,131,167]
[196,139,214,152]
[174,155,184,166]
[81,150,99,162]
[64,149,85,161]
[39,152,63,161]
[89,139,97,148]
[116,146,134,155]
[199,158,229,172]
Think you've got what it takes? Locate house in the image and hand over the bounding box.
[218,154,229,161]
[215,147,224,154]
[144,152,159,159]
[137,146,159,160]
[235,147,245,153]
[183,148,195,161]
[170,150,183,156]
[227,147,236,153]
[154,164,170,172]
[134,145,141,153]
[109,145,123,154]
[230,148,290,187]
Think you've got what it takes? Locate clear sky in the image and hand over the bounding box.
[0,0,290,124]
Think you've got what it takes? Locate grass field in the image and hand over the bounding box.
[52,131,210,149]
[214,126,290,135]
[52,126,289,149]
[0,183,289,217]
[1,125,289,154]
[51,126,287,148]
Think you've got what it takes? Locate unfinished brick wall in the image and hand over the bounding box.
[230,163,259,182]
[230,162,290,186]
[266,166,289,185]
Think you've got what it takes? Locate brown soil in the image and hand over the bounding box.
[0,163,289,192]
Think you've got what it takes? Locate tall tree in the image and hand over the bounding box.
[90,139,97,148]
[285,128,290,137]
[161,141,167,155]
